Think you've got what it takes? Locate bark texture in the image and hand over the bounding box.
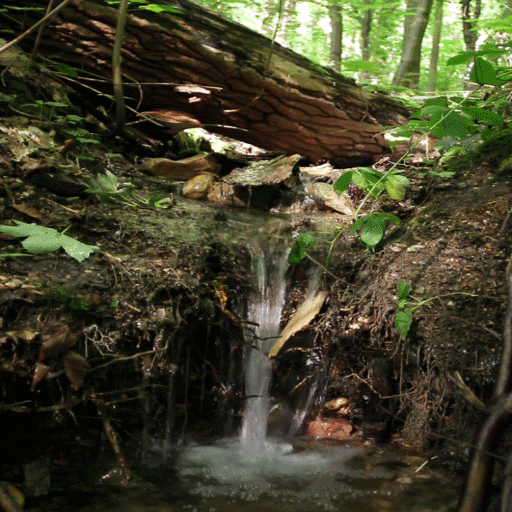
[1,0,410,162]
[392,0,434,88]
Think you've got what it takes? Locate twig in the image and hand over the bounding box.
[29,0,57,61]
[0,0,80,56]
[112,0,129,131]
[95,399,132,485]
[88,344,169,373]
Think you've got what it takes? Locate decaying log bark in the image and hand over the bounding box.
[0,0,410,163]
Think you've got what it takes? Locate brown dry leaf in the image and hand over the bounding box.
[30,361,52,391]
[12,203,42,219]
[63,351,90,390]
[38,323,77,362]
[214,286,228,310]
[268,290,327,358]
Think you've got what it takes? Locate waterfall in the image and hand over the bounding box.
[240,237,290,458]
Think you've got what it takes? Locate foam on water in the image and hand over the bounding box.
[177,438,393,510]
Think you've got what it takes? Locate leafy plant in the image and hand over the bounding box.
[350,212,401,250]
[86,171,172,209]
[395,281,413,339]
[86,170,133,197]
[288,232,315,264]
[394,281,435,339]
[0,221,99,262]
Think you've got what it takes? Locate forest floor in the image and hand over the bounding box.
[1,50,512,509]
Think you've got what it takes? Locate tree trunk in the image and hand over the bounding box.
[392,0,434,88]
[360,1,372,63]
[329,2,343,72]
[427,0,443,92]
[461,0,481,53]
[0,0,410,164]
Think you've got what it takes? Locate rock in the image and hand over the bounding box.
[307,417,353,440]
[324,397,351,416]
[222,154,301,186]
[182,173,217,199]
[140,154,221,180]
[303,182,355,215]
[207,182,245,207]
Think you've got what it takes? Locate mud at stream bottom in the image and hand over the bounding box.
[31,438,459,512]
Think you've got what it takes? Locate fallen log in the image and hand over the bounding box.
[0,0,410,163]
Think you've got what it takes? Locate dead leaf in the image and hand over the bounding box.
[38,323,77,362]
[30,362,52,391]
[12,204,42,219]
[63,351,90,390]
[268,290,327,358]
[214,286,228,310]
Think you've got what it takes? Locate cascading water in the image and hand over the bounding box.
[240,238,290,458]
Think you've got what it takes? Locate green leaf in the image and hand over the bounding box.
[397,281,411,303]
[395,308,413,339]
[447,52,475,65]
[333,171,353,195]
[415,105,445,118]
[352,167,385,196]
[385,174,410,201]
[360,215,385,248]
[461,106,504,127]
[470,57,504,87]
[422,96,449,108]
[441,112,470,139]
[351,213,400,249]
[140,4,181,13]
[0,221,99,262]
[289,232,315,264]
[86,171,125,196]
[54,63,78,78]
[385,182,406,201]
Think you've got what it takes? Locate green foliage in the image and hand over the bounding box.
[0,221,100,262]
[334,168,410,202]
[86,170,133,197]
[289,232,315,264]
[350,212,400,250]
[395,281,413,339]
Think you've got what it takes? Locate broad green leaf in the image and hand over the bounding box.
[289,232,315,264]
[23,234,62,253]
[385,182,406,201]
[351,212,400,249]
[421,96,448,108]
[54,63,78,78]
[415,105,445,118]
[461,107,504,127]
[395,308,413,339]
[0,221,99,262]
[352,168,385,196]
[333,171,353,195]
[441,112,470,139]
[360,215,385,248]
[447,52,475,65]
[447,49,509,65]
[387,174,410,187]
[470,57,504,87]
[385,174,409,200]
